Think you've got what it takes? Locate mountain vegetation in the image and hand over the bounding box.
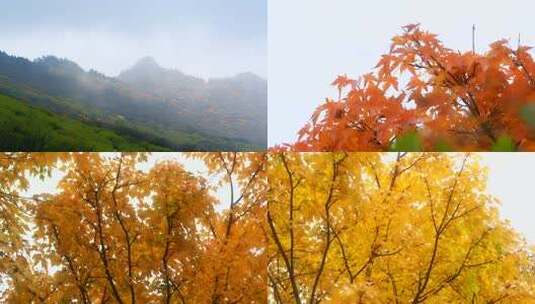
[0,51,266,151]
[0,94,167,151]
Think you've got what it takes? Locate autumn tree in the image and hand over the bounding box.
[268,152,535,303]
[1,152,267,304]
[292,24,535,151]
[0,153,66,300]
[189,152,268,303]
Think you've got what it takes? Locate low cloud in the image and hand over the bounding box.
[0,27,266,78]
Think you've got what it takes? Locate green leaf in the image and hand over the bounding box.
[434,140,453,152]
[520,103,535,129]
[491,135,516,152]
[390,132,422,152]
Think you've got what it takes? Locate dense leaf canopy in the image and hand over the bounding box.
[292,25,535,151]
[0,152,267,303]
[268,152,535,303]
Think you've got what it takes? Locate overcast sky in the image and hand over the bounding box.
[0,0,266,78]
[268,0,535,145]
[481,153,535,244]
[21,153,535,245]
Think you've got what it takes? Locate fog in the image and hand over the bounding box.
[0,0,266,78]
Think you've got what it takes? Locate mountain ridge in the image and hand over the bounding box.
[0,50,267,150]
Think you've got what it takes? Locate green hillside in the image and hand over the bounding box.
[0,94,168,151]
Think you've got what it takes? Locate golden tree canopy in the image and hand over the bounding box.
[268,152,535,303]
[0,152,267,304]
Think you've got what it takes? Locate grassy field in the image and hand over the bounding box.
[0,94,168,151]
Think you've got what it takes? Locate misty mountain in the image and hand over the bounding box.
[0,51,267,150]
[118,57,267,145]
[118,57,206,97]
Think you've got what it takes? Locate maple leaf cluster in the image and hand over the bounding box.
[292,24,535,151]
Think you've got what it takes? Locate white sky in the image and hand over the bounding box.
[20,153,535,245]
[268,0,535,145]
[481,153,535,244]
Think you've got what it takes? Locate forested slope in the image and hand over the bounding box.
[0,94,168,151]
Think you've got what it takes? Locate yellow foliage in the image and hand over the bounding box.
[1,152,267,304]
[268,152,535,303]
